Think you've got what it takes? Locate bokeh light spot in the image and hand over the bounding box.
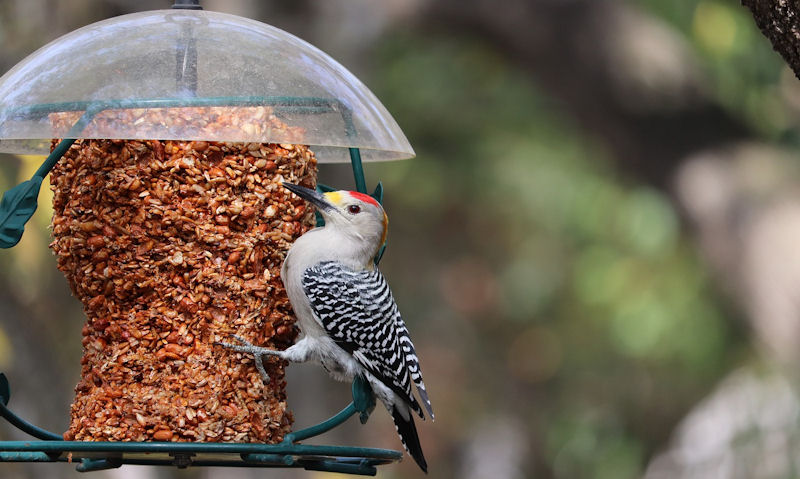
[693,1,738,57]
[507,326,563,383]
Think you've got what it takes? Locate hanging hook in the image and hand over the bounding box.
[172,0,202,9]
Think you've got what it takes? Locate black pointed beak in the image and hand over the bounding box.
[282,182,335,213]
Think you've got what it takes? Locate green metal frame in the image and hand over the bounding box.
[0,96,398,475]
[0,373,398,475]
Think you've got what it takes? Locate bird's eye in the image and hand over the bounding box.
[347,204,361,214]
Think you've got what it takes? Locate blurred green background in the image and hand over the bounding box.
[3,0,800,478]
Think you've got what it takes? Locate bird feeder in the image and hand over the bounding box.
[0,1,413,475]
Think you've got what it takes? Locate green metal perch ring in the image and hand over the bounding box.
[0,373,400,475]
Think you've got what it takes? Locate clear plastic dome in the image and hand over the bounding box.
[0,9,414,162]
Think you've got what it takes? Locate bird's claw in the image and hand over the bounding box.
[215,333,252,350]
[215,334,273,385]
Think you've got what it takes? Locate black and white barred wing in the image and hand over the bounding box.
[302,261,434,419]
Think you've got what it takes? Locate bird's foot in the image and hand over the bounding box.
[215,334,280,385]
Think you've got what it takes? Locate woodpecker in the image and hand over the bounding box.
[220,182,434,472]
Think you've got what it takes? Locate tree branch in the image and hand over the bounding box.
[741,0,800,79]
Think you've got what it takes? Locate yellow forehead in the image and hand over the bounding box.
[324,191,344,205]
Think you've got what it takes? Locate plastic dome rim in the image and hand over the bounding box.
[0,9,415,163]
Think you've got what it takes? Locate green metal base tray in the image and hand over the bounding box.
[0,374,402,476]
[0,440,400,475]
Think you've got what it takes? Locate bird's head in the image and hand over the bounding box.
[283,182,388,249]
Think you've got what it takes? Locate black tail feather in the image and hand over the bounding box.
[391,405,428,473]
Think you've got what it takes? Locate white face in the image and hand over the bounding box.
[282,183,388,247]
[321,191,388,239]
